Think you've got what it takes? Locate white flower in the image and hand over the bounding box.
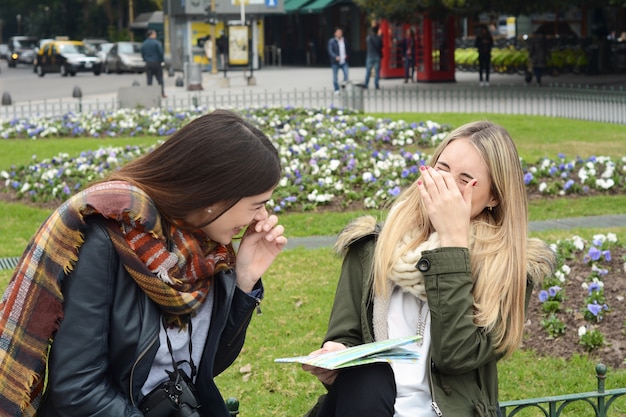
[595,178,615,189]
[539,182,548,192]
[328,159,341,171]
[578,326,587,337]
[593,233,606,241]
[555,270,565,282]
[607,233,617,243]
[572,236,585,251]
[561,264,571,275]
[20,182,30,193]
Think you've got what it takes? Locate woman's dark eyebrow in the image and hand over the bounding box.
[436,161,474,180]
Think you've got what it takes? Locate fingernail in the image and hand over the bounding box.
[420,165,426,171]
[417,180,422,186]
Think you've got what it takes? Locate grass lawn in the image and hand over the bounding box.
[1,113,625,416]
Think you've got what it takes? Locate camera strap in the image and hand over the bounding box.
[162,315,197,380]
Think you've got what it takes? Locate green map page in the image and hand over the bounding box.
[274,335,421,370]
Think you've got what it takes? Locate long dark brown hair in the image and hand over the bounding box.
[105,109,281,227]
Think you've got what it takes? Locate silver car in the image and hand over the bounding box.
[104,42,145,73]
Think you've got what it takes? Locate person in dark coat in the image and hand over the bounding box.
[529,33,548,86]
[364,25,383,89]
[475,26,493,87]
[141,29,166,97]
[400,28,416,83]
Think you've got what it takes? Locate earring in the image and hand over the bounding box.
[207,208,213,214]
[488,206,492,211]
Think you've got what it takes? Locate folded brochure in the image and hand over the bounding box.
[274,335,421,370]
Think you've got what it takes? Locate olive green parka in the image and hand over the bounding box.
[306,216,555,417]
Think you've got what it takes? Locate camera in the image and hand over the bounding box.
[139,368,201,417]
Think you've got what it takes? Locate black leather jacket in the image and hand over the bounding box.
[38,218,261,417]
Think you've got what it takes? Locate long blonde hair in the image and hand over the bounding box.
[373,121,536,357]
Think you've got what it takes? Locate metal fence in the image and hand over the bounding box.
[2,83,625,124]
[500,364,626,417]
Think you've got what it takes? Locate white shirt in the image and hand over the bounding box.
[337,38,346,64]
[388,286,436,417]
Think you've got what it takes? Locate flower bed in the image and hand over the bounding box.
[2,107,625,212]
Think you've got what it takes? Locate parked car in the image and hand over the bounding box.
[104,41,145,73]
[83,38,109,53]
[0,44,9,61]
[97,42,114,64]
[35,40,102,77]
[8,36,38,67]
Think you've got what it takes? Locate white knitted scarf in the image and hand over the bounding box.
[373,232,440,341]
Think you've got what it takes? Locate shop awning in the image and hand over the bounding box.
[301,0,336,13]
[284,0,315,13]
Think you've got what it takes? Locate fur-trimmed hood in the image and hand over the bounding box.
[333,215,379,256]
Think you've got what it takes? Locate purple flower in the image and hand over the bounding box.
[587,246,601,262]
[388,186,401,197]
[601,250,611,261]
[588,282,601,294]
[587,302,602,317]
[548,286,561,297]
[523,172,533,185]
[564,179,574,190]
[538,290,548,303]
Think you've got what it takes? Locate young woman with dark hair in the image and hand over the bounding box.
[0,109,287,417]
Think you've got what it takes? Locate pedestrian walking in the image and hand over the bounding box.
[475,26,493,87]
[364,25,383,89]
[401,28,416,83]
[529,33,548,86]
[141,29,166,98]
[328,27,349,94]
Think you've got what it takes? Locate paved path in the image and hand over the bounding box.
[46,66,626,103]
[155,67,626,102]
[286,214,626,250]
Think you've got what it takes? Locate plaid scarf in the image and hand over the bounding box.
[0,181,235,416]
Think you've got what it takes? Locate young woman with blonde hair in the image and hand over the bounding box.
[304,121,555,417]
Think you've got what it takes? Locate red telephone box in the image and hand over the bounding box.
[415,14,455,82]
[379,20,412,79]
[379,14,455,82]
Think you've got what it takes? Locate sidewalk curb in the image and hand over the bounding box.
[1,215,624,269]
[285,214,626,251]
